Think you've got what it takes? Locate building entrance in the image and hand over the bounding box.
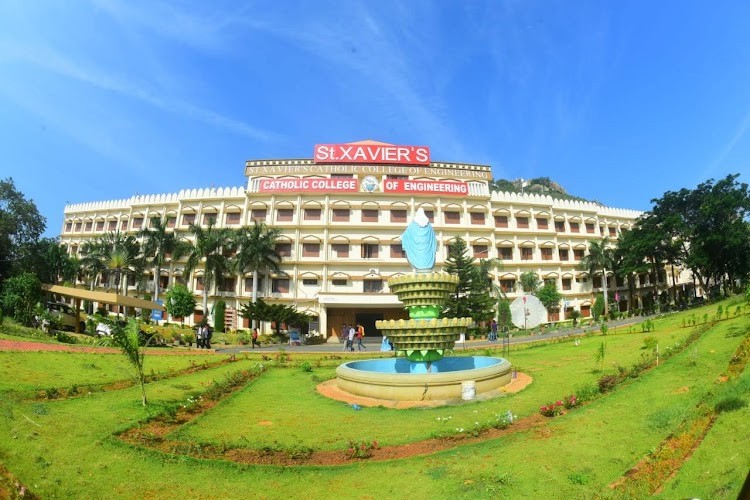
[355,312,383,340]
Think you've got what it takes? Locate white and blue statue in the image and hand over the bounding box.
[401,207,437,271]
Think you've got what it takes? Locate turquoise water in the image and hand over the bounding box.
[345,356,504,374]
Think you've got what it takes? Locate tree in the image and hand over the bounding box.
[111,319,149,406]
[536,282,562,312]
[0,272,42,325]
[183,219,234,317]
[232,221,281,327]
[239,298,311,335]
[443,237,496,324]
[214,299,226,333]
[165,284,196,326]
[519,271,540,293]
[0,178,46,281]
[15,238,78,285]
[139,218,189,304]
[497,299,512,330]
[580,237,615,317]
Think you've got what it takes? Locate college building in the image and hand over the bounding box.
[59,140,685,338]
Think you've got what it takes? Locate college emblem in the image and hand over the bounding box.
[361,175,379,192]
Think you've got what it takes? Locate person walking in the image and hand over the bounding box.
[342,324,350,352]
[356,323,367,351]
[490,319,498,342]
[251,327,261,348]
[196,323,205,348]
[347,324,356,352]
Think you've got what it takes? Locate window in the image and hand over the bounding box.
[195,277,204,291]
[250,209,267,222]
[498,247,513,260]
[577,275,588,284]
[363,280,383,293]
[562,278,572,290]
[332,244,349,258]
[132,218,143,229]
[361,243,379,259]
[494,215,508,228]
[573,249,584,261]
[83,221,92,231]
[65,222,72,232]
[521,247,533,260]
[586,223,595,234]
[390,209,407,223]
[96,221,104,231]
[166,217,176,228]
[244,276,264,293]
[559,248,569,261]
[541,248,553,261]
[332,278,347,286]
[555,220,565,232]
[390,243,405,258]
[422,210,434,222]
[73,222,81,232]
[304,208,321,220]
[470,212,485,225]
[218,278,236,293]
[609,227,617,237]
[536,218,548,229]
[302,243,320,257]
[272,278,290,293]
[444,211,460,224]
[302,278,318,286]
[225,212,241,225]
[277,208,293,222]
[203,213,217,225]
[593,276,602,288]
[616,276,625,287]
[516,216,529,229]
[361,209,378,222]
[332,209,350,222]
[500,279,516,293]
[473,245,488,258]
[108,221,117,231]
[182,213,196,226]
[120,220,127,230]
[275,243,292,257]
[569,222,580,233]
[149,217,160,228]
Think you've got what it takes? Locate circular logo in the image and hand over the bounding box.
[361,175,379,193]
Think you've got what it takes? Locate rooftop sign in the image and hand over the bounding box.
[314,142,430,165]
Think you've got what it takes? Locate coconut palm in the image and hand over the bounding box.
[79,240,106,290]
[183,219,234,318]
[139,217,189,303]
[232,220,282,326]
[100,232,141,295]
[580,237,615,317]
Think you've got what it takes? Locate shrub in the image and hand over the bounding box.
[562,394,578,409]
[214,299,226,333]
[300,361,312,372]
[642,336,658,350]
[346,440,379,459]
[598,374,619,393]
[715,397,748,413]
[592,294,605,321]
[574,383,599,403]
[539,400,564,417]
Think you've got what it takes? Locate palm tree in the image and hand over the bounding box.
[580,237,615,317]
[139,218,189,304]
[183,219,234,318]
[99,232,141,295]
[79,240,106,290]
[232,220,282,326]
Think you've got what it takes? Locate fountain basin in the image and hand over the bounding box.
[336,356,512,401]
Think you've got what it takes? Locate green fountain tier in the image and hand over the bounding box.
[387,273,459,319]
[376,317,473,362]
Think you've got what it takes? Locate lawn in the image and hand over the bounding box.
[0,299,748,498]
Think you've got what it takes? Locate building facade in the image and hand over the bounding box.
[60,141,677,338]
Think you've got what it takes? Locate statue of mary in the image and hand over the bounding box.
[401,207,437,270]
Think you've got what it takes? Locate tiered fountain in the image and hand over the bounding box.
[335,209,512,402]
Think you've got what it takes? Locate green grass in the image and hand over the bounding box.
[0,299,748,498]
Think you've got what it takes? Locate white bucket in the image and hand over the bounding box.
[461,380,476,400]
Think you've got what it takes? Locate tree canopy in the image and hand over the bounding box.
[0,178,46,281]
[443,237,497,324]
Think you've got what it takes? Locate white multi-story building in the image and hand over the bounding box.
[60,140,678,338]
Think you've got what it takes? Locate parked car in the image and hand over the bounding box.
[46,302,86,332]
[96,318,158,346]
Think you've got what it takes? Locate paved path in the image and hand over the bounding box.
[213,316,648,355]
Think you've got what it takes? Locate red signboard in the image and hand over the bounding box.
[258,178,358,193]
[314,143,430,165]
[382,179,468,196]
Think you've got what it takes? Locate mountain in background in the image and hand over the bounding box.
[489,177,596,204]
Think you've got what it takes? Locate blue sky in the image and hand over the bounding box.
[2,1,749,237]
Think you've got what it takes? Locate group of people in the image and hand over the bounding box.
[342,323,366,351]
[196,322,213,349]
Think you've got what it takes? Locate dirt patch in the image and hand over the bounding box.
[258,420,273,426]
[672,386,690,394]
[0,338,213,355]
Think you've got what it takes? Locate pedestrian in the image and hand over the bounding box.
[205,324,213,349]
[347,324,356,352]
[196,323,205,348]
[356,323,366,351]
[252,327,261,348]
[342,324,350,352]
[490,319,498,342]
